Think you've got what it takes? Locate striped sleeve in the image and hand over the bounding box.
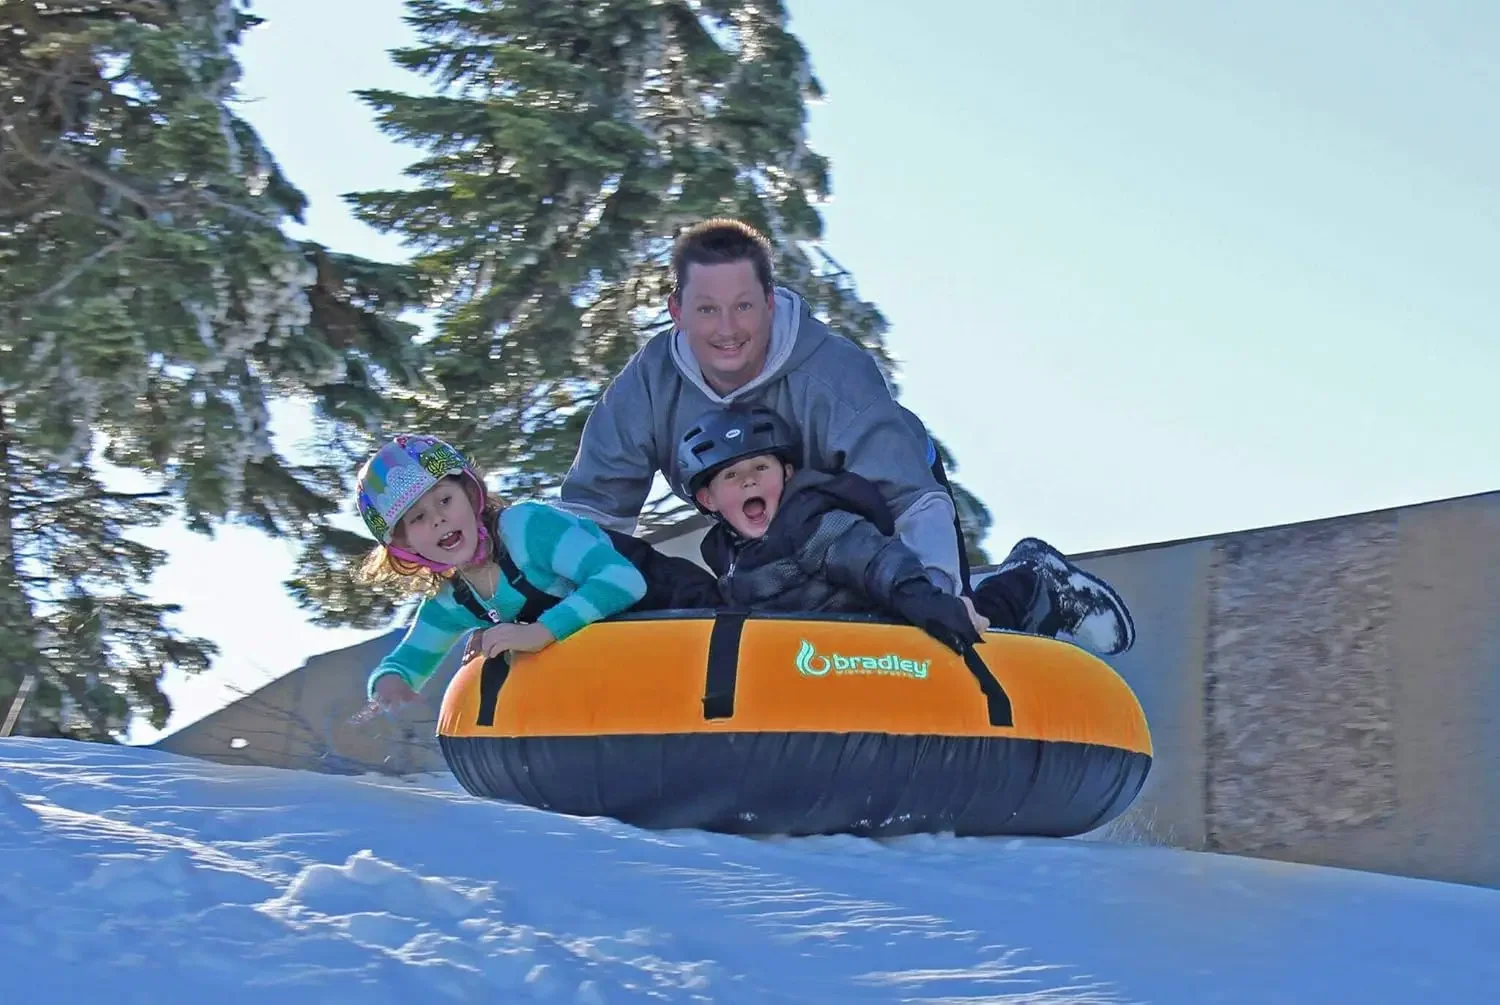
[502,502,647,640]
[365,591,476,699]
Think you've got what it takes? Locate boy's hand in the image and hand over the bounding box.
[372,673,421,712]
[479,622,556,658]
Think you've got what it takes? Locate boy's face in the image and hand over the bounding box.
[695,453,791,539]
[395,476,482,564]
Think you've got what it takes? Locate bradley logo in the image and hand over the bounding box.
[794,639,930,680]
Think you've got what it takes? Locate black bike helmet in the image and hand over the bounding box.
[678,404,800,497]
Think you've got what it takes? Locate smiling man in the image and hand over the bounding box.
[555,218,1136,656]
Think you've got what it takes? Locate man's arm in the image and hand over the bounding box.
[555,361,658,535]
[811,352,964,594]
[892,495,963,595]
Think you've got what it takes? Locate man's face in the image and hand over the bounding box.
[695,453,791,539]
[670,259,775,395]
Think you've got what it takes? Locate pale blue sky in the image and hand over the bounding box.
[125,0,1498,742]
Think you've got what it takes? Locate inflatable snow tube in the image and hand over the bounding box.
[436,610,1152,838]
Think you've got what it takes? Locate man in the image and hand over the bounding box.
[555,218,1135,656]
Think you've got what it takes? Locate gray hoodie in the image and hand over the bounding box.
[555,287,963,593]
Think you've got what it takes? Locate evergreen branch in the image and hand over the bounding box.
[1,126,284,231]
[0,126,162,217]
[30,0,174,24]
[194,187,287,228]
[7,488,169,514]
[0,178,76,221]
[18,233,132,313]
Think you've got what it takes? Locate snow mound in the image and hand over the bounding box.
[2,736,1497,1003]
[0,777,40,831]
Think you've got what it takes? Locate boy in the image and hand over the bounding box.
[682,404,1136,656]
[681,406,987,653]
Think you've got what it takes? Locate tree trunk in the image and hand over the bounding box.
[0,402,43,734]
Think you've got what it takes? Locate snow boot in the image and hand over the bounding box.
[972,537,1136,656]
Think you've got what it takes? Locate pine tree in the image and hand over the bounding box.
[343,0,994,555]
[0,1,424,738]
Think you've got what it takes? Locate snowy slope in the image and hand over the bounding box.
[2,738,1494,1004]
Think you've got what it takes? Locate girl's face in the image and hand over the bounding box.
[395,477,482,565]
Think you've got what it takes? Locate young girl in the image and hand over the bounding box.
[354,433,648,712]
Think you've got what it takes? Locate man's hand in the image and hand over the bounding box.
[960,595,990,636]
[479,622,556,659]
[889,581,984,655]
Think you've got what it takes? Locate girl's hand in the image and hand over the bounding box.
[480,622,556,658]
[373,673,421,711]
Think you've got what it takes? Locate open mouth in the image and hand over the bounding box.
[710,339,749,355]
[438,530,464,550]
[741,496,768,524]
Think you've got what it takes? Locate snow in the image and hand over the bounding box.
[2,738,1495,1003]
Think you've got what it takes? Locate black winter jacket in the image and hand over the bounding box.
[699,468,934,614]
[601,527,722,610]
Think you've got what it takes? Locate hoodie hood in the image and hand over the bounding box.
[670,287,828,403]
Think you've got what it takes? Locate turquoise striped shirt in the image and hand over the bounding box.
[367,502,647,698]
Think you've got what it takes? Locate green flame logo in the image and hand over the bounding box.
[795,639,830,676]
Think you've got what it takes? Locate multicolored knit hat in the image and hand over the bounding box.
[355,434,489,571]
